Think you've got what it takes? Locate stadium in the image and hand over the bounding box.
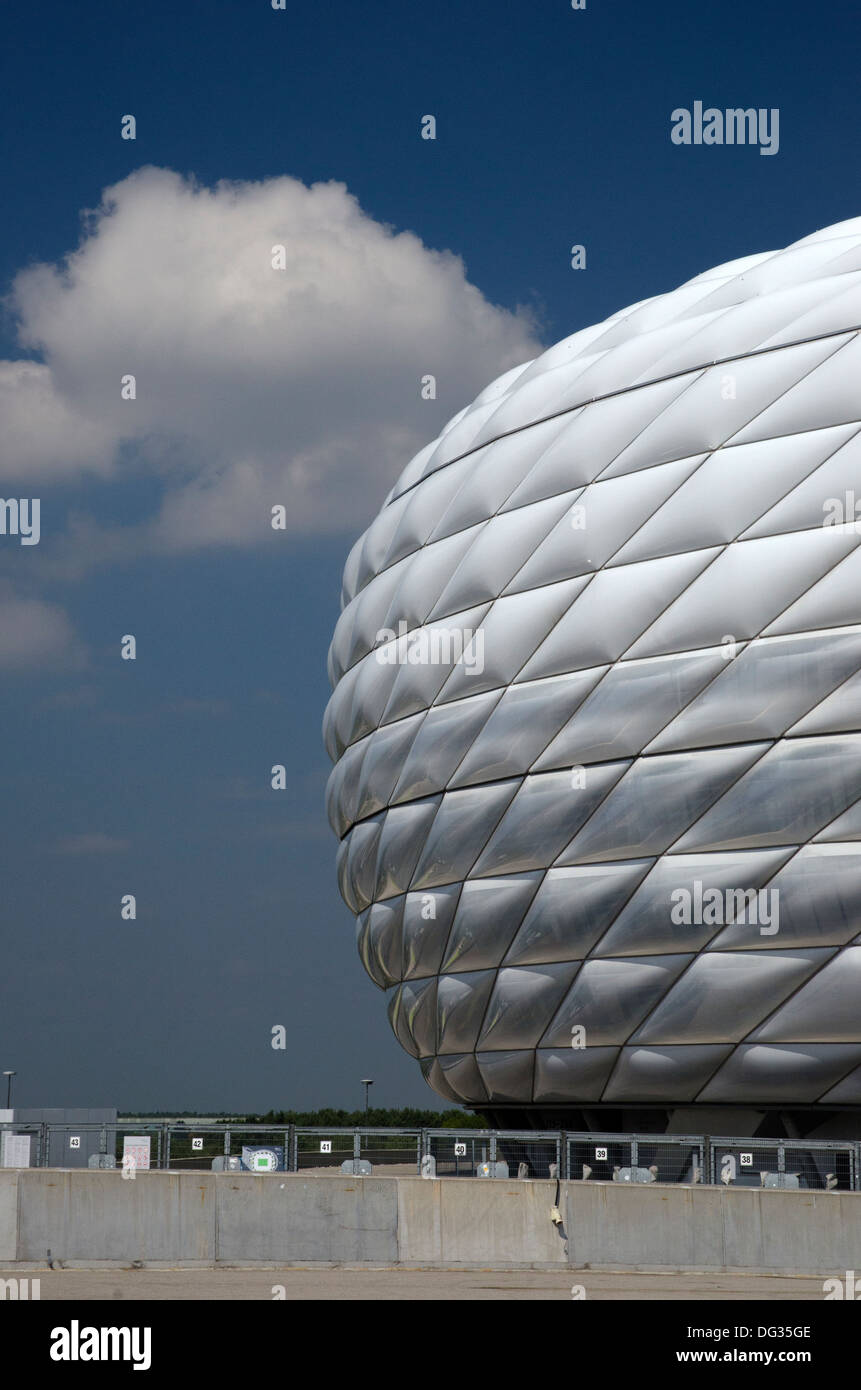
[325,217,861,1141]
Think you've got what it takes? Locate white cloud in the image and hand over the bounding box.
[1,167,541,556]
[0,585,84,670]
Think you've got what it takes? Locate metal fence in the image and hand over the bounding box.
[567,1133,705,1185]
[709,1136,856,1191]
[1,1122,860,1188]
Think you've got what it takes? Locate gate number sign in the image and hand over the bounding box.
[454,1143,467,1157]
[595,1146,607,1160]
[69,1136,80,1149]
[192,1138,203,1151]
[740,1152,753,1167]
[320,1141,332,1153]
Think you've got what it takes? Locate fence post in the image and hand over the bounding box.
[163,1124,171,1171]
[41,1123,49,1167]
[489,1132,497,1168]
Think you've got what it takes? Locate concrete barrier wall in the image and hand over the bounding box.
[0,1173,17,1262]
[3,1169,861,1272]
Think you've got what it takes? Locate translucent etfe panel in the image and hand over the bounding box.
[790,664,861,737]
[388,977,437,1058]
[341,641,402,746]
[402,884,461,980]
[324,658,360,759]
[533,1047,620,1103]
[740,424,861,540]
[536,650,725,771]
[594,848,793,958]
[410,780,520,890]
[475,1050,535,1102]
[648,629,861,754]
[612,430,839,566]
[763,538,861,638]
[478,963,579,1049]
[436,970,496,1054]
[470,362,597,443]
[341,815,383,912]
[340,559,407,673]
[437,577,588,703]
[384,455,480,566]
[340,532,366,608]
[355,913,379,988]
[647,279,830,375]
[385,439,437,508]
[450,668,606,788]
[706,844,861,951]
[354,491,413,592]
[819,1065,861,1104]
[441,873,542,972]
[505,454,704,594]
[728,330,861,445]
[504,861,652,966]
[360,897,406,989]
[559,744,767,865]
[602,1044,733,1103]
[815,798,861,841]
[353,712,425,822]
[428,491,576,621]
[388,978,435,1059]
[420,1056,459,1103]
[631,949,830,1045]
[374,796,441,901]
[675,734,861,853]
[506,371,704,506]
[605,335,852,478]
[517,548,719,681]
[429,418,569,542]
[326,735,370,837]
[472,762,630,878]
[627,525,859,661]
[540,955,692,1047]
[382,527,480,632]
[750,947,861,1042]
[698,1042,861,1103]
[435,1052,489,1104]
[380,602,491,726]
[391,690,501,804]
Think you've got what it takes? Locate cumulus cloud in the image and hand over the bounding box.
[0,584,84,670]
[1,167,540,558]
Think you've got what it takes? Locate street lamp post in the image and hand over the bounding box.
[361,1078,373,1115]
[2,1072,15,1110]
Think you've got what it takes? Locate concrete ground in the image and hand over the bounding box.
[12,1268,830,1300]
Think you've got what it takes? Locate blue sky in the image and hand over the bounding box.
[1,0,859,1113]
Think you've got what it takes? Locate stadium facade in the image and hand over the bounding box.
[324,218,861,1139]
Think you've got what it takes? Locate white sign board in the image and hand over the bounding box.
[69,1136,80,1149]
[595,1146,608,1161]
[740,1152,753,1168]
[454,1143,467,1157]
[1,1132,31,1168]
[192,1137,203,1151]
[123,1136,151,1171]
[320,1141,332,1153]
